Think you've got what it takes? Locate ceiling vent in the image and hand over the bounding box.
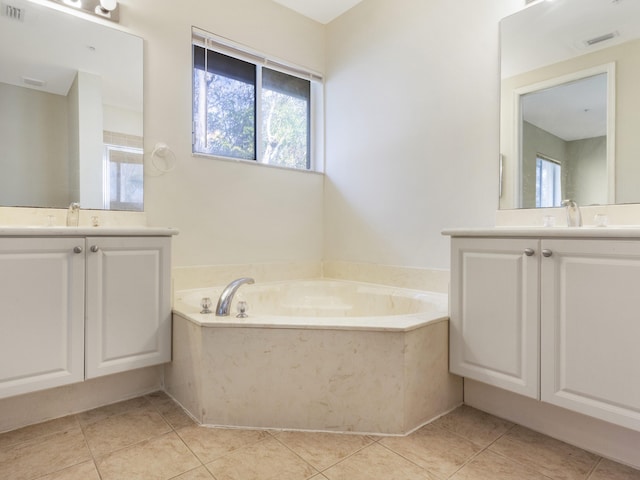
[1,2,25,22]
[584,31,619,47]
[22,77,46,88]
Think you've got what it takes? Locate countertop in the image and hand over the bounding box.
[0,226,179,236]
[442,226,640,238]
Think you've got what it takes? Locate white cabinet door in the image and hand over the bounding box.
[451,237,540,398]
[0,237,85,399]
[541,239,640,431]
[85,236,171,378]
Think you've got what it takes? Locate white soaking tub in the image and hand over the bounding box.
[167,279,462,434]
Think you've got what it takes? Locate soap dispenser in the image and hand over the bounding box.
[66,202,80,227]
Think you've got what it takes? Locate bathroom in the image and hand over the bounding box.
[1,0,640,478]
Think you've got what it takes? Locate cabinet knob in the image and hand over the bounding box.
[73,246,83,254]
[90,245,99,253]
[524,248,535,256]
[542,249,553,257]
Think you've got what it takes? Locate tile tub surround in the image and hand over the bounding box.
[323,260,450,294]
[165,311,462,434]
[172,262,322,292]
[172,261,449,293]
[1,396,639,480]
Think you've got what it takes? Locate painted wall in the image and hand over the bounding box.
[566,136,607,206]
[324,0,521,270]
[0,82,69,208]
[115,0,326,267]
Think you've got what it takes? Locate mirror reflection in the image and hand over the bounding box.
[521,72,609,208]
[500,0,640,209]
[0,0,143,211]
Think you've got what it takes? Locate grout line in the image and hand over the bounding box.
[484,449,557,480]
[585,457,603,479]
[77,415,105,480]
[484,425,602,480]
[264,433,321,477]
[375,441,447,479]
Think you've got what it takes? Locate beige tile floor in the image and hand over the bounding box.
[1,392,639,480]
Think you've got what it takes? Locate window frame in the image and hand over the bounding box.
[192,28,324,173]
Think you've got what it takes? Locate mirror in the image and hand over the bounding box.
[499,0,640,209]
[0,0,143,211]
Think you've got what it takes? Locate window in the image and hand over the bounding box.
[103,131,143,211]
[535,155,562,208]
[192,28,323,171]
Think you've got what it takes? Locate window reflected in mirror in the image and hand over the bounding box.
[536,156,562,208]
[103,132,143,211]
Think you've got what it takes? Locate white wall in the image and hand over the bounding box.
[324,0,521,270]
[75,72,105,209]
[0,83,69,208]
[116,0,325,267]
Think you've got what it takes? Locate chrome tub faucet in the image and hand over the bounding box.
[216,277,255,316]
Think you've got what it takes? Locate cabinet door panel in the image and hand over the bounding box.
[85,236,171,378]
[0,237,84,398]
[451,238,539,398]
[541,239,640,431]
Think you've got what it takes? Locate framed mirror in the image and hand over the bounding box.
[0,0,143,211]
[499,0,640,209]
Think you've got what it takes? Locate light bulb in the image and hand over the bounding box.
[99,0,117,12]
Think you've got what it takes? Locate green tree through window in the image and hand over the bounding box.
[193,42,313,170]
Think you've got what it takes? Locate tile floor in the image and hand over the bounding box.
[0,391,639,480]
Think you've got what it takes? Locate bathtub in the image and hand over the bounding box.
[166,279,463,434]
[173,279,449,330]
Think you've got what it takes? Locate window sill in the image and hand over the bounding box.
[191,152,324,175]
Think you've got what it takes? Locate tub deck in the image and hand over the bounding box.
[173,279,449,332]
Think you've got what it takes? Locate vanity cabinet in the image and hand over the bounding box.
[0,237,85,399]
[85,236,171,379]
[0,232,172,400]
[540,239,640,431]
[450,237,540,399]
[450,233,640,432]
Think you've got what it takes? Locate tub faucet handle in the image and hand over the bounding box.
[236,301,248,318]
[201,297,213,314]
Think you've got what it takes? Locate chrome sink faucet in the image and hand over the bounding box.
[216,277,255,316]
[66,202,80,227]
[562,199,582,227]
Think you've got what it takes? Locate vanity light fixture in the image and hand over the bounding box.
[46,0,119,22]
[96,0,116,13]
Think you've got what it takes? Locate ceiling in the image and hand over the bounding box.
[502,0,640,142]
[271,0,364,24]
[0,0,142,111]
[522,73,607,141]
[501,0,640,79]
